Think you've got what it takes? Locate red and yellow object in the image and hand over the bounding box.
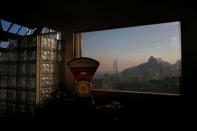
[68,57,99,97]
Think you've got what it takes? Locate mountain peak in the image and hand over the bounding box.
[148,56,157,63]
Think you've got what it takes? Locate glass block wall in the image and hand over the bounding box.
[39,33,64,104]
[0,37,37,118]
[0,32,64,118]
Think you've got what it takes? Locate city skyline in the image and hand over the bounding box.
[82,21,181,72]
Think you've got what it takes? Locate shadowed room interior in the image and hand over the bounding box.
[0,0,197,129]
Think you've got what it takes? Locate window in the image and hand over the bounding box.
[8,24,21,34]
[0,19,12,31]
[0,41,9,48]
[0,19,37,36]
[81,22,181,95]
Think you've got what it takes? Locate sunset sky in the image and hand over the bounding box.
[82,22,181,72]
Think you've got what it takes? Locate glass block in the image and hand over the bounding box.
[40,89,50,103]
[8,76,16,88]
[0,89,7,101]
[41,64,50,74]
[0,102,7,113]
[17,77,26,88]
[16,91,26,102]
[51,39,58,50]
[18,51,27,61]
[18,63,26,75]
[50,64,56,74]
[27,63,36,75]
[41,50,50,62]
[0,76,7,88]
[9,39,18,48]
[7,103,16,113]
[29,37,37,47]
[27,77,36,89]
[21,38,28,48]
[41,76,52,88]
[26,91,35,104]
[51,51,57,62]
[26,104,35,115]
[8,64,17,75]
[8,51,17,61]
[41,37,50,49]
[51,77,58,87]
[0,64,7,75]
[0,52,8,62]
[17,104,25,114]
[27,50,36,61]
[7,90,16,102]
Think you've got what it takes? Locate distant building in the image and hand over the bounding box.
[113,59,118,75]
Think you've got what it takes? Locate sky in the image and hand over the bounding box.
[82,21,181,72]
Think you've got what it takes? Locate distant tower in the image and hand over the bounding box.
[160,64,164,80]
[113,59,118,75]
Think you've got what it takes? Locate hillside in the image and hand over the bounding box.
[121,56,181,81]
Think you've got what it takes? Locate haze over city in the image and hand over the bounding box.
[82,22,181,72]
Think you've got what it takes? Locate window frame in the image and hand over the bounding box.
[73,21,183,97]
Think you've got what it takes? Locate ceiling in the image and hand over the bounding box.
[0,0,197,32]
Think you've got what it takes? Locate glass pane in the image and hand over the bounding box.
[7,103,16,112]
[41,50,50,62]
[41,64,50,74]
[9,24,21,34]
[26,77,36,89]
[7,90,16,101]
[27,28,36,35]
[0,102,6,113]
[0,76,7,88]
[21,38,28,48]
[26,91,35,104]
[51,77,58,87]
[0,64,7,75]
[0,52,8,62]
[50,64,57,74]
[41,37,50,49]
[17,77,26,88]
[8,76,16,88]
[9,39,18,48]
[82,21,182,95]
[0,41,9,48]
[16,91,26,102]
[26,105,35,115]
[40,89,50,103]
[8,64,17,75]
[17,104,26,114]
[8,51,17,61]
[18,51,27,61]
[1,19,12,31]
[0,89,7,100]
[27,50,36,61]
[41,76,52,88]
[29,36,37,47]
[18,63,26,75]
[51,51,57,62]
[27,63,36,75]
[51,38,57,50]
[42,27,50,33]
[18,26,28,36]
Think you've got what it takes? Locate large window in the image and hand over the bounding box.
[81,22,181,95]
